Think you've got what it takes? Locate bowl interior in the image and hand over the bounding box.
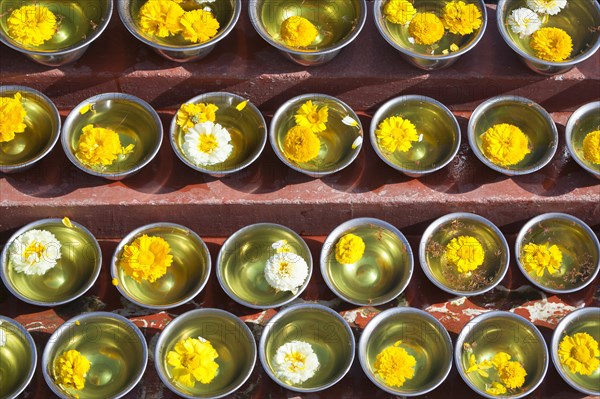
[114,225,210,308]
[218,224,311,308]
[0,319,35,398]
[567,102,600,174]
[156,310,255,398]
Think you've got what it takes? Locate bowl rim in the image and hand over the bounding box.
[61,92,163,179]
[41,311,148,399]
[154,308,257,399]
[514,212,600,294]
[0,315,37,399]
[358,307,453,396]
[269,93,364,177]
[0,218,102,307]
[118,0,242,51]
[467,95,559,176]
[418,212,510,296]
[369,94,462,175]
[258,303,356,392]
[565,101,600,178]
[169,91,267,175]
[110,222,212,310]
[454,310,549,399]
[320,217,414,306]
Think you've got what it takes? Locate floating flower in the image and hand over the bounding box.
[558,332,600,376]
[507,8,542,38]
[335,233,365,264]
[486,381,507,395]
[76,125,135,168]
[526,0,567,15]
[497,361,527,389]
[481,123,531,167]
[264,252,309,294]
[442,1,483,35]
[120,234,173,283]
[280,16,318,48]
[376,115,419,153]
[177,102,219,131]
[138,0,185,38]
[445,235,485,274]
[167,337,219,387]
[283,125,321,163]
[0,321,5,347]
[583,130,600,164]
[374,341,416,388]
[180,9,220,43]
[521,243,562,277]
[408,13,445,45]
[9,229,61,276]
[274,341,319,384]
[182,121,233,166]
[530,27,573,62]
[7,5,58,47]
[466,354,493,378]
[383,0,417,25]
[53,350,91,390]
[0,92,27,143]
[295,100,329,133]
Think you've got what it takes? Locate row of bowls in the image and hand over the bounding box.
[0,1,599,74]
[2,85,599,179]
[1,305,598,398]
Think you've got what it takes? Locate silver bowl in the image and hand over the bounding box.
[0,316,37,399]
[565,101,600,179]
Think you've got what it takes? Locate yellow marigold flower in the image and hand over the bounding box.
[335,234,366,264]
[530,27,573,62]
[497,361,527,389]
[486,381,507,395]
[120,234,173,283]
[383,0,417,25]
[466,354,493,378]
[376,116,419,153]
[558,333,600,376]
[283,125,321,163]
[76,125,134,167]
[53,350,91,391]
[521,243,562,277]
[408,13,445,45]
[481,123,531,167]
[0,92,27,143]
[280,16,318,48]
[583,130,600,164]
[176,102,219,130]
[167,337,219,387]
[180,9,220,43]
[374,342,416,388]
[442,1,482,35]
[7,5,58,47]
[492,352,512,368]
[445,236,485,274]
[295,100,329,133]
[138,0,184,38]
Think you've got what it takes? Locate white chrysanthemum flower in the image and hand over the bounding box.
[0,321,6,347]
[9,229,62,276]
[274,341,319,384]
[508,8,542,38]
[182,121,233,166]
[526,0,567,15]
[264,252,308,294]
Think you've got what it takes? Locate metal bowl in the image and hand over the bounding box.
[0,85,60,173]
[249,0,367,66]
[61,92,163,180]
[0,218,102,306]
[0,316,37,399]
[565,101,600,179]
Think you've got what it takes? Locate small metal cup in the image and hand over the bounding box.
[0,85,60,173]
[61,92,163,180]
[497,0,600,75]
[111,223,211,309]
[359,308,453,396]
[515,213,600,294]
[551,307,600,396]
[170,92,267,176]
[119,0,241,62]
[370,95,461,177]
[270,93,363,177]
[155,308,257,399]
[0,316,37,399]
[216,223,312,309]
[565,101,600,179]
[455,311,549,399]
[42,312,148,399]
[259,304,355,392]
[249,0,367,66]
[320,218,413,306]
[468,96,558,176]
[0,218,102,306]
[0,1,113,66]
